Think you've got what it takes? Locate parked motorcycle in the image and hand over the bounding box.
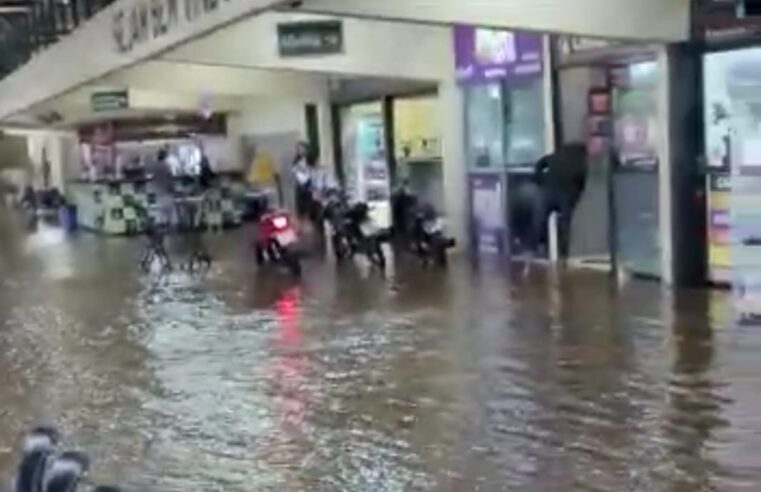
[321,189,354,261]
[255,210,302,277]
[392,187,455,267]
[345,202,391,269]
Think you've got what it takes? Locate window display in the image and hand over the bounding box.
[704,47,761,315]
[340,103,391,227]
[465,83,505,169]
[504,79,546,165]
[464,78,546,169]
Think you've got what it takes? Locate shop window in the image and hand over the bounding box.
[465,79,546,169]
[465,83,505,169]
[504,79,546,165]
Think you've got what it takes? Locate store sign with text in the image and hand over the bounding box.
[277,21,343,57]
[454,26,542,85]
[112,0,237,54]
[694,0,761,41]
[91,90,129,112]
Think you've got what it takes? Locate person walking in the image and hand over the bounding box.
[528,142,588,266]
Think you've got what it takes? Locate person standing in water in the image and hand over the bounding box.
[292,142,331,239]
[528,142,588,265]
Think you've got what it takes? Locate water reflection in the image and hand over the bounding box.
[0,210,759,491]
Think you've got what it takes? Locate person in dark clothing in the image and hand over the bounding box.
[198,152,215,191]
[529,142,588,261]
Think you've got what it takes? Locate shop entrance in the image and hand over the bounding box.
[333,83,443,229]
[556,46,663,279]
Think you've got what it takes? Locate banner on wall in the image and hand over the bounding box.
[707,173,731,283]
[469,172,507,255]
[453,26,543,84]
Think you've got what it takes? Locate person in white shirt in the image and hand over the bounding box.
[292,142,334,239]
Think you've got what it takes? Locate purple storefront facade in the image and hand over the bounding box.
[454,25,547,257]
[454,26,544,85]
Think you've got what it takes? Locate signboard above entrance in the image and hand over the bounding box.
[454,26,543,85]
[91,90,129,112]
[277,20,343,57]
[694,0,761,41]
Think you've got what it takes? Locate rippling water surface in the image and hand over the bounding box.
[0,212,759,491]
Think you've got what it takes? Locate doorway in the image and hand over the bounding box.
[557,53,663,279]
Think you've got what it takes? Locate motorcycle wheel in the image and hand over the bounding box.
[332,233,348,261]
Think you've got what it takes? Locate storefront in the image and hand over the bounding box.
[555,39,666,279]
[334,84,442,229]
[695,0,761,321]
[338,101,392,227]
[71,114,244,234]
[455,26,548,257]
[702,47,761,323]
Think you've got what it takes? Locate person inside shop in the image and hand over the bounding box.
[527,142,588,267]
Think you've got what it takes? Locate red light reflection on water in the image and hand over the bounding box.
[272,287,309,431]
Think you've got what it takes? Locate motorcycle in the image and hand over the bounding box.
[255,210,302,277]
[321,189,354,261]
[322,188,390,268]
[391,187,455,267]
[345,202,391,269]
[410,204,456,266]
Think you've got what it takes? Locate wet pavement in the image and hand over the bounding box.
[0,209,760,491]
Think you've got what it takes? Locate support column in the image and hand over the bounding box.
[657,46,674,286]
[439,78,467,248]
[317,100,336,179]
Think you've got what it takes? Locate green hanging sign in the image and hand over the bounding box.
[91,91,129,112]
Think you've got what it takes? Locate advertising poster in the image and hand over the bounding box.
[469,172,506,255]
[703,47,761,322]
[611,62,660,169]
[729,176,761,324]
[454,26,543,84]
[707,173,731,283]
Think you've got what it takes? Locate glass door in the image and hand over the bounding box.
[610,60,662,278]
[340,102,392,228]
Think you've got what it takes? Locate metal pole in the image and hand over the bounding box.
[548,211,559,263]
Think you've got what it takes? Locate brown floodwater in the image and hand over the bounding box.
[0,210,759,491]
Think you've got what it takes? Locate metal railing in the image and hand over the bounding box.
[0,0,117,80]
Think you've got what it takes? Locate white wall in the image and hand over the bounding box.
[227,96,335,175]
[229,99,310,137]
[298,0,690,41]
[163,12,451,82]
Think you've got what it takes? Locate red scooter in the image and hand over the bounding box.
[255,210,302,277]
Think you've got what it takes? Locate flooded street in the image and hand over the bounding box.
[1,212,760,491]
